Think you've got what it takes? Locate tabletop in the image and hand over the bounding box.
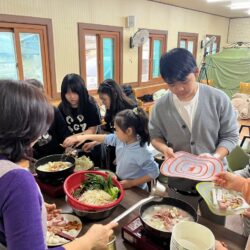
[45,187,247,250]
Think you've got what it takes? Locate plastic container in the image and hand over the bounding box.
[196,182,250,216]
[64,170,125,211]
[170,221,215,250]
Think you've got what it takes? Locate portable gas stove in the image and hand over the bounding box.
[122,216,170,250]
[35,176,65,198]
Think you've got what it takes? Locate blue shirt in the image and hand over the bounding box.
[104,134,159,190]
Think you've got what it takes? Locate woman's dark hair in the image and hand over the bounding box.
[0,80,54,162]
[98,79,135,118]
[26,78,44,92]
[60,73,91,116]
[115,107,149,147]
[160,48,197,84]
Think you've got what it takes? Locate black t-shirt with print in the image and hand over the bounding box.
[33,107,71,159]
[59,102,101,134]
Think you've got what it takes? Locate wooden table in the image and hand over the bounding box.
[45,187,247,250]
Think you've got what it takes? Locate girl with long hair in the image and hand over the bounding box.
[59,73,101,135]
[63,107,159,190]
[59,73,101,165]
[98,79,136,132]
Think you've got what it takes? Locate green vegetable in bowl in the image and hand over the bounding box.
[73,174,120,200]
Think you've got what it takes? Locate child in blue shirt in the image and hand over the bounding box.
[63,107,159,190]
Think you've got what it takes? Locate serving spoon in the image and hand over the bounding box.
[112,180,167,223]
[60,139,86,160]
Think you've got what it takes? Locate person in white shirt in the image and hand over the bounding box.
[149,48,239,226]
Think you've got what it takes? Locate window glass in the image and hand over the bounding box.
[0,32,18,79]
[180,40,186,49]
[141,39,150,82]
[0,20,55,98]
[103,37,114,80]
[85,35,98,90]
[152,39,162,78]
[212,42,217,54]
[20,33,43,83]
[205,35,220,55]
[206,46,210,54]
[187,41,194,54]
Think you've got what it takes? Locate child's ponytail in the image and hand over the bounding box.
[115,107,150,147]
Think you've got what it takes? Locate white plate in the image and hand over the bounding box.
[47,214,82,246]
[160,151,224,181]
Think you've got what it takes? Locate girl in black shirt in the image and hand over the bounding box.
[59,73,101,165]
[59,73,100,135]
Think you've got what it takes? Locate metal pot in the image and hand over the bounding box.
[66,196,118,220]
[154,154,168,184]
[72,205,118,220]
[139,197,198,239]
[34,154,75,183]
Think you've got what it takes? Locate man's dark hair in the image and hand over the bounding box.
[160,48,197,84]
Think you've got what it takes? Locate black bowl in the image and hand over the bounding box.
[139,197,197,240]
[35,154,75,183]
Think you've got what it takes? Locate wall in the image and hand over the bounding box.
[0,0,229,91]
[228,18,250,43]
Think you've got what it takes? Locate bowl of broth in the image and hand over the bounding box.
[35,154,75,182]
[139,197,197,239]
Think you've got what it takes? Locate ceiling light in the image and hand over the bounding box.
[230,2,250,10]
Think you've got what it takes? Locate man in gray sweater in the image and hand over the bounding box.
[149,48,239,224]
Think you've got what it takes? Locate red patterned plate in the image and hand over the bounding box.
[160,151,224,181]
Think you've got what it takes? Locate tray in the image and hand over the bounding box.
[160,151,224,181]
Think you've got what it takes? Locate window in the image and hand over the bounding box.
[0,15,56,98]
[138,30,167,85]
[178,32,198,59]
[78,23,122,91]
[205,35,221,55]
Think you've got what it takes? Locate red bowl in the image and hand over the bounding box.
[64,170,125,211]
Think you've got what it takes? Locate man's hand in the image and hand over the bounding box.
[163,147,175,159]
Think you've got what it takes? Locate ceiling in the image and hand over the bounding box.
[149,0,250,18]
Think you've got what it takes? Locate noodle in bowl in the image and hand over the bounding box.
[79,189,115,206]
[64,171,125,211]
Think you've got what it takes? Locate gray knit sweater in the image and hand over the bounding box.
[149,83,239,191]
